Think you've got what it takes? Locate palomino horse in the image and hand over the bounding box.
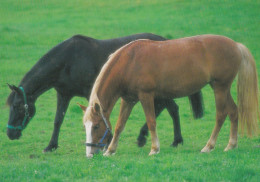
[82,34,259,157]
[6,33,203,152]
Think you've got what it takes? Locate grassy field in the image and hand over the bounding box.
[1,0,260,181]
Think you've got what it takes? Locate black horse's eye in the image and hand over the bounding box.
[93,124,100,130]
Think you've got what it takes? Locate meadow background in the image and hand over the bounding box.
[0,0,260,181]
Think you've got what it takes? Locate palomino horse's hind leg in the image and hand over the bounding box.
[201,85,229,153]
[224,93,238,151]
[104,99,136,156]
[139,92,160,155]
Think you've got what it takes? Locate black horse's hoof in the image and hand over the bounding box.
[43,144,58,153]
[137,136,147,147]
[171,138,183,147]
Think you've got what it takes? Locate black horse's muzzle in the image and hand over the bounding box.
[7,128,22,140]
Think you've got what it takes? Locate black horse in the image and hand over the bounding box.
[6,33,204,152]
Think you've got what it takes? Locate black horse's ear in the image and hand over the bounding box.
[7,84,22,95]
[7,83,14,90]
[94,103,100,113]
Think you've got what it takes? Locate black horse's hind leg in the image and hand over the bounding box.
[43,93,71,152]
[137,122,149,147]
[165,99,183,147]
[137,99,182,147]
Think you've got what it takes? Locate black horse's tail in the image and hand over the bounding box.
[188,91,204,119]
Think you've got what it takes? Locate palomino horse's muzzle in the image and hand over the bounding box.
[86,129,113,148]
[85,112,113,149]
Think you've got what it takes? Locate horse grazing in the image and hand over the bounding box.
[83,34,259,157]
[6,33,204,152]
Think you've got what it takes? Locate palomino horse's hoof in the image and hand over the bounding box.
[201,145,214,153]
[149,149,160,156]
[224,144,237,152]
[103,150,115,157]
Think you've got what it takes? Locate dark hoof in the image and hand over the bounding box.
[171,138,183,147]
[137,136,147,147]
[43,144,58,153]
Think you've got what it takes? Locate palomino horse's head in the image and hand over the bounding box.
[6,84,36,140]
[78,103,112,158]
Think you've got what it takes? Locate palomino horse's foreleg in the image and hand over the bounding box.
[43,93,71,152]
[139,92,160,155]
[224,93,238,151]
[201,86,229,153]
[104,99,135,156]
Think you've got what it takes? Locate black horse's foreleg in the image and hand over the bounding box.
[137,99,166,147]
[165,99,183,147]
[43,93,71,152]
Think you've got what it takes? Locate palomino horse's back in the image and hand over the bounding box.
[117,35,241,98]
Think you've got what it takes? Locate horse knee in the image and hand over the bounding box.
[228,108,238,122]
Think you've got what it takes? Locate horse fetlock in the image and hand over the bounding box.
[137,134,147,147]
[171,137,183,147]
[43,144,58,153]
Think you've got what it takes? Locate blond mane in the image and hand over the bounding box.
[88,39,148,107]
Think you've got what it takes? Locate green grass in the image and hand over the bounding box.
[1,0,260,181]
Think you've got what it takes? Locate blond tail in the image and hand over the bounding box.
[237,43,259,136]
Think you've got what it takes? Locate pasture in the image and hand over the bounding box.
[0,0,260,181]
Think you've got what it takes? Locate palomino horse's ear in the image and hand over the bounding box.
[7,84,22,95]
[94,103,100,113]
[77,103,87,112]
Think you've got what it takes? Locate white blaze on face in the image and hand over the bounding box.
[85,120,93,158]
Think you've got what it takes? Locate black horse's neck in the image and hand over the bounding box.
[19,67,55,102]
[18,49,61,101]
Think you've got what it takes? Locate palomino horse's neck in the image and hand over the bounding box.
[90,61,122,119]
[93,82,121,120]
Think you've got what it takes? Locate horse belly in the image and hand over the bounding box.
[156,64,210,98]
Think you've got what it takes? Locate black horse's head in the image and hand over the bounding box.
[6,84,36,140]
